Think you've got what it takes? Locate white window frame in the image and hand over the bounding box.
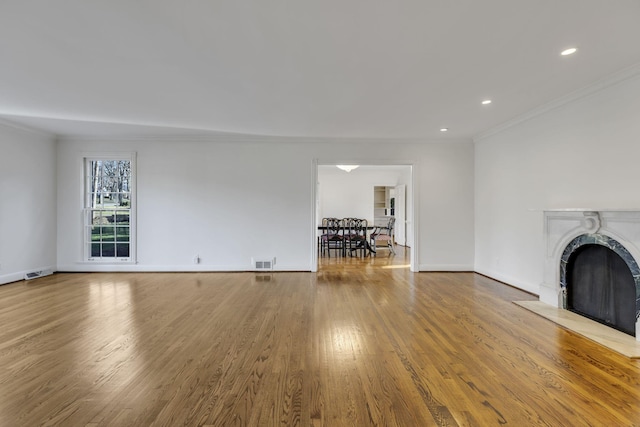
[83,152,137,263]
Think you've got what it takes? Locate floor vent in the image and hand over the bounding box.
[24,269,53,280]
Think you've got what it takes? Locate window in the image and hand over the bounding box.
[84,154,136,262]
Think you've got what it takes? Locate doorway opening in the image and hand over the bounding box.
[312,163,416,272]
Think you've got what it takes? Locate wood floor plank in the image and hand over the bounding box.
[1,248,640,425]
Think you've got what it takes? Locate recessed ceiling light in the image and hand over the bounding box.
[482,100,492,105]
[561,47,577,56]
[440,128,449,132]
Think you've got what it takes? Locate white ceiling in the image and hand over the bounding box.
[1,0,640,140]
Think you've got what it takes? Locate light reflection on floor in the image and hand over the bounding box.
[381,264,410,269]
[86,279,142,393]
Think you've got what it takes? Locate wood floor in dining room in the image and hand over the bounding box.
[1,247,639,426]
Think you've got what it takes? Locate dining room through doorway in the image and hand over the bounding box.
[315,164,413,268]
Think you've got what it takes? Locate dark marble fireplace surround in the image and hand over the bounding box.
[542,210,640,340]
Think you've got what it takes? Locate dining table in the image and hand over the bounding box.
[317,224,378,256]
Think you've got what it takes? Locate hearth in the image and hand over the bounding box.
[541,210,640,340]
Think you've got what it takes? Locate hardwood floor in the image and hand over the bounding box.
[1,248,640,426]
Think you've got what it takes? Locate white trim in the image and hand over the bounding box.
[310,159,319,272]
[474,61,640,143]
[0,117,55,137]
[60,133,471,145]
[74,261,137,265]
[56,264,311,272]
[420,264,474,272]
[410,163,419,272]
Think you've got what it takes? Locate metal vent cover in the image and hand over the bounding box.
[24,269,53,280]
[254,260,273,270]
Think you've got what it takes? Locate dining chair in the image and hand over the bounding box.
[320,217,344,257]
[343,217,368,257]
[370,217,396,255]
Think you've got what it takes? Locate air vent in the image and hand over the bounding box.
[255,260,272,270]
[253,258,275,270]
[24,269,53,280]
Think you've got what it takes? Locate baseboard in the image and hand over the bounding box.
[419,264,474,272]
[0,265,56,286]
[0,272,24,285]
[474,267,539,295]
[56,263,313,273]
[2,264,540,297]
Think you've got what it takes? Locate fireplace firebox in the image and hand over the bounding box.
[563,242,636,336]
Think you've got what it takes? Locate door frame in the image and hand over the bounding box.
[394,184,407,246]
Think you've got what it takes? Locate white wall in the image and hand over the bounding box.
[318,166,408,223]
[0,121,57,284]
[56,138,474,272]
[475,71,640,294]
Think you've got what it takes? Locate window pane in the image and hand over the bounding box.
[90,161,102,186]
[100,227,115,241]
[103,211,115,224]
[115,212,130,224]
[89,193,99,208]
[90,226,101,241]
[116,226,129,242]
[91,210,109,225]
[102,243,115,257]
[116,244,130,257]
[96,195,105,208]
[91,211,100,224]
[89,162,103,208]
[110,195,129,209]
[120,193,131,207]
[91,243,101,257]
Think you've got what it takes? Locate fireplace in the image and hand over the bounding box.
[541,210,640,340]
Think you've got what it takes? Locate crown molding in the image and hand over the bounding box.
[0,117,56,138]
[474,61,640,143]
[58,132,472,145]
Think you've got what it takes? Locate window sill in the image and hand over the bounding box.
[80,260,137,265]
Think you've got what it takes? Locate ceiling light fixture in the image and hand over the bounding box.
[336,165,359,172]
[561,47,577,56]
[482,99,492,105]
[440,128,449,132]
